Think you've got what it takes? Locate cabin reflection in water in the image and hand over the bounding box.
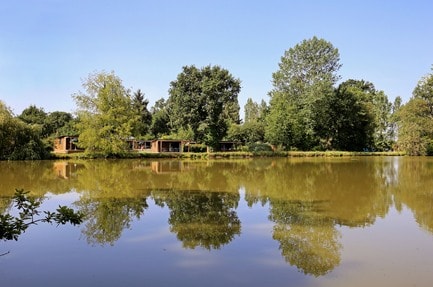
[53,161,83,179]
[52,160,194,179]
[151,161,188,174]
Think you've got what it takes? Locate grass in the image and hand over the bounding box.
[286,151,406,157]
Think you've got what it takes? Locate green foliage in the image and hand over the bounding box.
[72,71,141,156]
[314,80,376,151]
[167,65,241,149]
[265,93,301,149]
[244,98,264,123]
[413,68,433,114]
[55,117,79,136]
[247,142,273,152]
[426,140,433,156]
[0,189,84,241]
[170,125,195,141]
[188,143,207,153]
[18,105,74,138]
[44,111,74,136]
[227,121,265,144]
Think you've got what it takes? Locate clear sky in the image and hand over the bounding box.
[1,0,432,116]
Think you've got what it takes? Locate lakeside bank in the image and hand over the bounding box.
[51,150,407,160]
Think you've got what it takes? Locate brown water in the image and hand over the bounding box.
[1,157,433,287]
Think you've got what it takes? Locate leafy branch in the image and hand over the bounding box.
[0,189,84,241]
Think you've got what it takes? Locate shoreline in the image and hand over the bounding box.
[50,150,407,160]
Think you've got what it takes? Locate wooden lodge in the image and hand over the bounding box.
[127,139,152,151]
[150,139,184,153]
[53,136,83,154]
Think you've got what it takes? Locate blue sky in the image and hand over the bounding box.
[1,0,432,116]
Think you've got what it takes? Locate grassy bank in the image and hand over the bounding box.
[51,150,406,160]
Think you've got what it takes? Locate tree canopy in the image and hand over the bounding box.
[131,89,152,137]
[72,71,141,156]
[266,37,341,150]
[167,65,241,149]
[0,101,48,160]
[397,67,433,155]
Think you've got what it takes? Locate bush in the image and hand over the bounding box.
[187,144,207,153]
[247,142,273,152]
[426,140,433,156]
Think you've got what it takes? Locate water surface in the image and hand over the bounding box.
[1,157,433,286]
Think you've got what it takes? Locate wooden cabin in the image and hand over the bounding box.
[126,138,152,151]
[136,140,152,151]
[53,136,83,153]
[151,139,184,153]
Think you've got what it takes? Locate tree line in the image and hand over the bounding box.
[1,36,433,159]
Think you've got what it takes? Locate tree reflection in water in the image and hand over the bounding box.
[75,197,148,246]
[152,189,241,250]
[269,200,341,276]
[5,157,433,278]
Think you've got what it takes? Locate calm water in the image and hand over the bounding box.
[1,157,433,287]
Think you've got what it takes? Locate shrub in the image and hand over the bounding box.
[247,142,273,152]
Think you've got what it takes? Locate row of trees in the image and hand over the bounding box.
[238,37,401,152]
[1,36,433,159]
[231,37,432,155]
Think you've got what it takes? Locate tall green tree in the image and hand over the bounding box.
[389,96,402,145]
[228,98,267,145]
[397,98,433,155]
[149,98,170,138]
[372,90,393,151]
[413,67,433,114]
[258,99,269,122]
[44,111,74,136]
[167,65,241,149]
[266,37,341,150]
[397,67,433,155]
[18,105,48,137]
[244,98,260,123]
[18,105,47,126]
[131,89,152,136]
[18,106,75,138]
[72,71,140,156]
[315,80,377,151]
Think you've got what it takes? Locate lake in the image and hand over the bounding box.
[1,157,433,287]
